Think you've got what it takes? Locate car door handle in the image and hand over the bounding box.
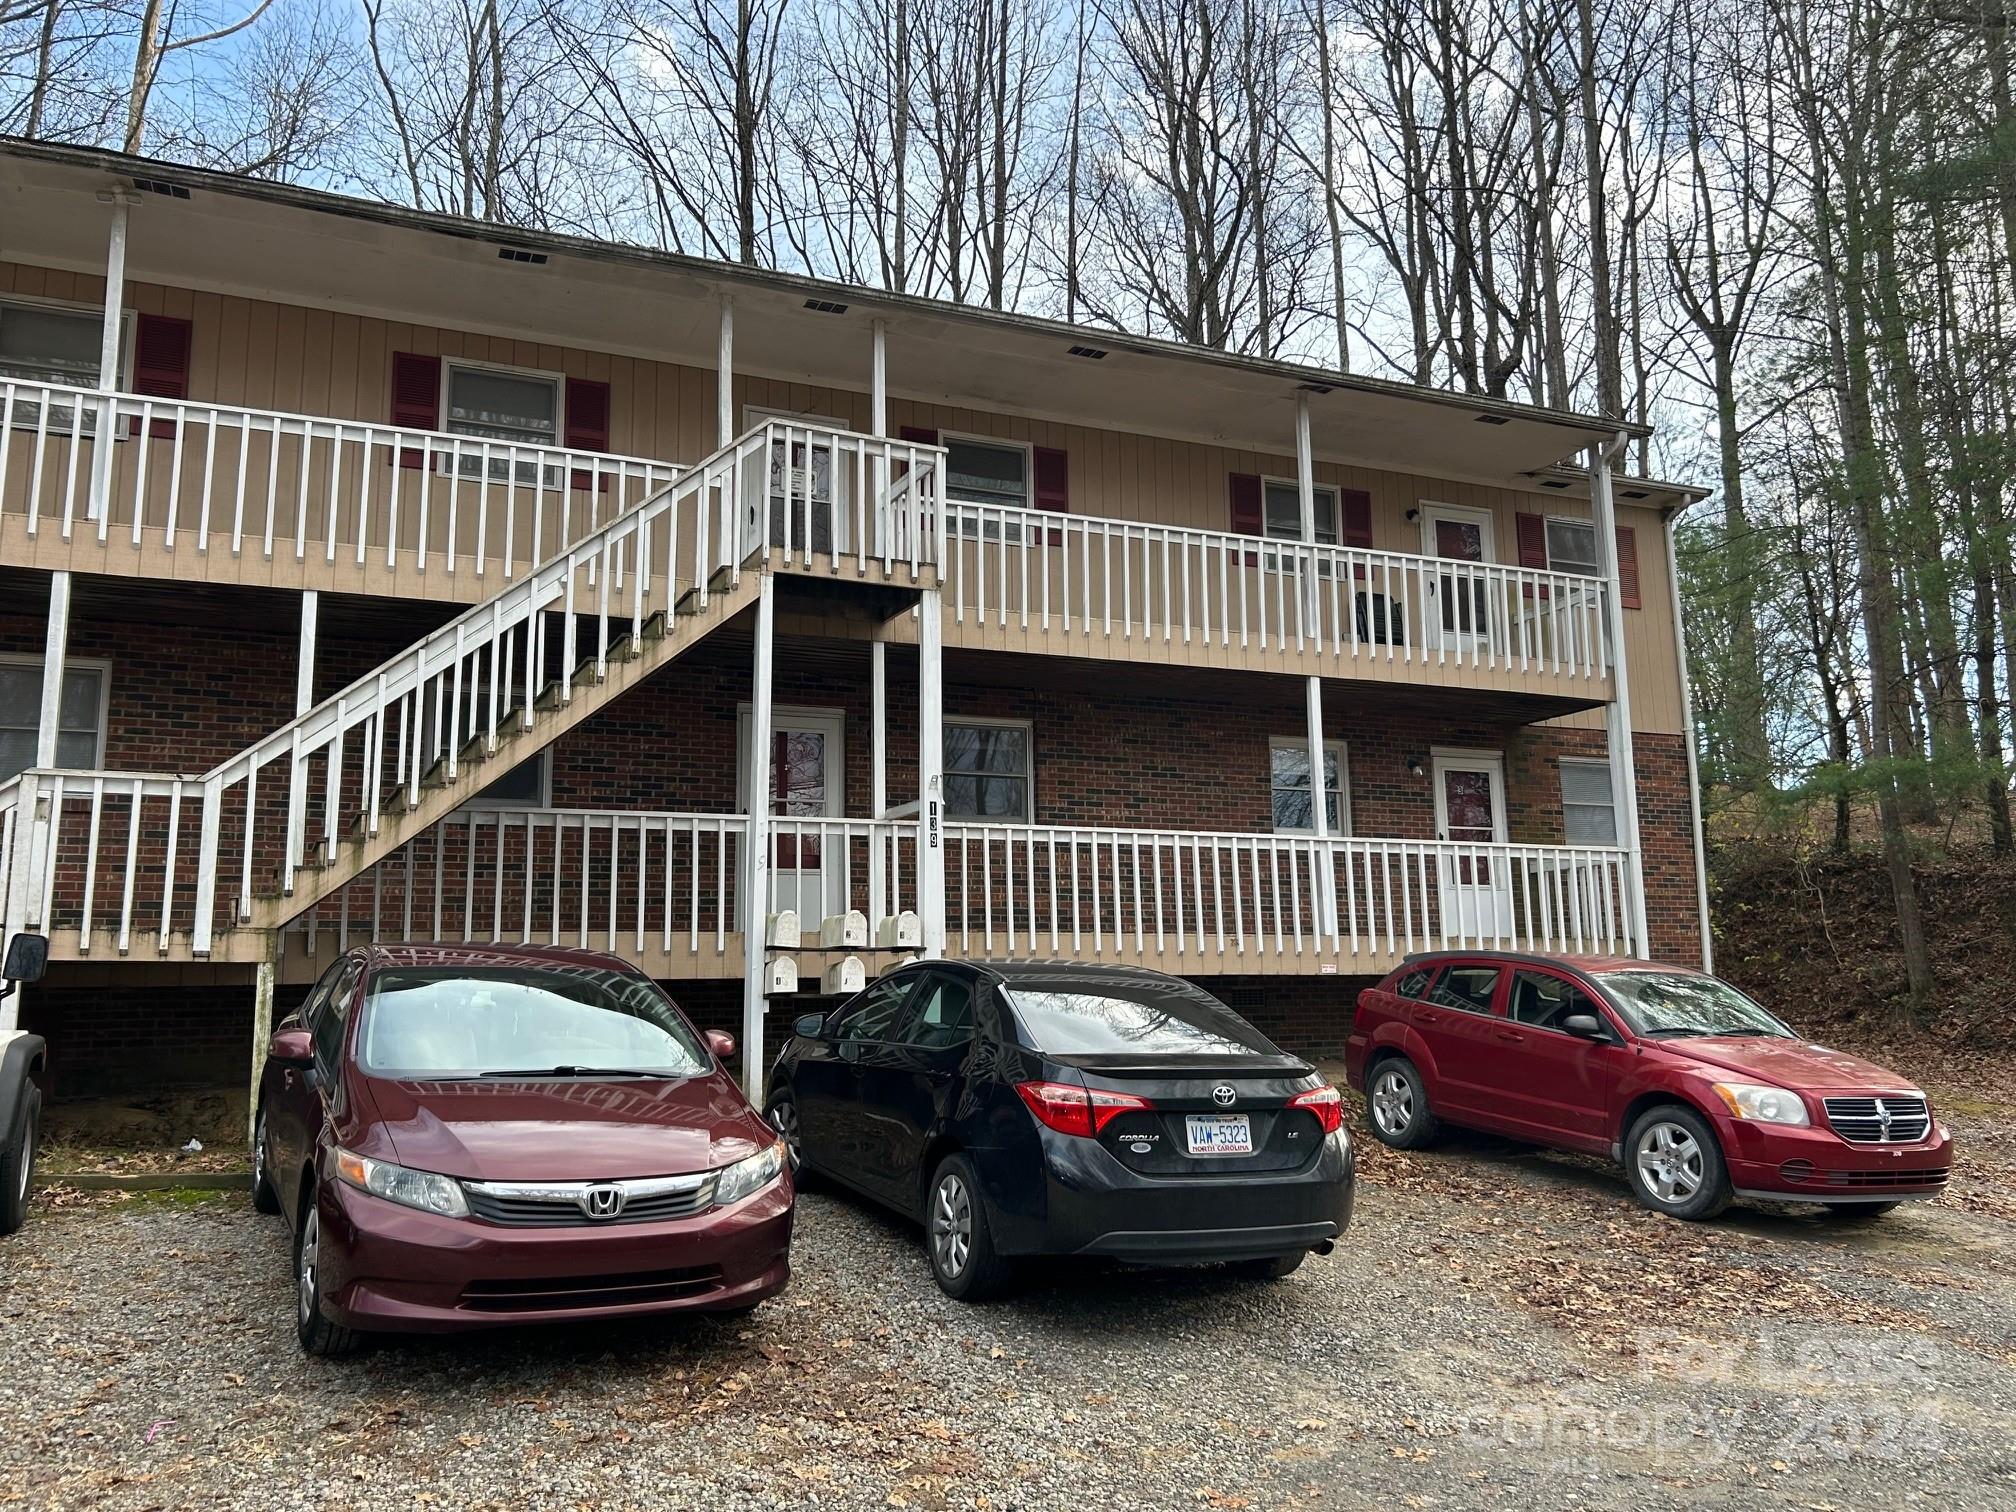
[1495,1030,1524,1044]
[1416,1010,1441,1024]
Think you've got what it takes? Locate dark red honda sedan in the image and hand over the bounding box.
[253,944,792,1355]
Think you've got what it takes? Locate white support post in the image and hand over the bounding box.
[248,955,275,1142]
[1589,438,1651,954]
[717,296,735,452]
[1295,394,1319,629]
[871,319,888,437]
[1664,510,1714,971]
[740,574,776,1098]
[295,591,319,716]
[35,571,72,768]
[89,193,129,525]
[0,772,42,1032]
[869,638,888,924]
[917,593,946,959]
[1304,674,1336,938]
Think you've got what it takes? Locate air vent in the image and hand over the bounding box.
[803,298,849,315]
[497,246,548,265]
[1540,478,1572,489]
[1067,344,1108,359]
[1620,488,1649,499]
[1473,413,1511,426]
[132,177,190,200]
[1297,382,1334,394]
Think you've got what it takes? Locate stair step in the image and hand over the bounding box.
[535,677,567,712]
[674,586,705,616]
[642,609,669,642]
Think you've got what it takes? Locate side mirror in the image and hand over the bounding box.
[1561,1012,1606,1041]
[268,1025,314,1065]
[794,1012,827,1040]
[2,932,48,985]
[705,1029,736,1061]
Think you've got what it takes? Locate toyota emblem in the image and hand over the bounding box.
[581,1184,626,1220]
[1212,1085,1237,1108]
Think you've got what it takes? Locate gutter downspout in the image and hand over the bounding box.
[1663,505,1714,972]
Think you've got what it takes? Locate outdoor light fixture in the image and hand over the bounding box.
[1406,755,1427,779]
[1404,507,1420,522]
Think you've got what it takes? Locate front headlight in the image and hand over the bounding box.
[334,1147,469,1218]
[713,1138,786,1206]
[1711,1082,1809,1126]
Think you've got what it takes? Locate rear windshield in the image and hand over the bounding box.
[359,965,710,1079]
[1000,975,1277,1057]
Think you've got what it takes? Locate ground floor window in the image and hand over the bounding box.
[945,719,1032,821]
[0,655,109,781]
[1269,737,1349,834]
[1559,757,1618,845]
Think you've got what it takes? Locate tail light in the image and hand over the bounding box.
[1288,1083,1344,1135]
[1015,1080,1151,1138]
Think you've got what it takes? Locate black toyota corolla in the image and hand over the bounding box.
[764,961,1355,1299]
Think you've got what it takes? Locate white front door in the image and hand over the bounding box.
[1432,750,1514,941]
[1420,503,1495,652]
[738,705,847,933]
[745,407,850,558]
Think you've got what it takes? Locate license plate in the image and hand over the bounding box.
[1185,1113,1254,1156]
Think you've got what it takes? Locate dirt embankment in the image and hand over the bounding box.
[1711,844,2016,1062]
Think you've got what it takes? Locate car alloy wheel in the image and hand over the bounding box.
[251,1113,267,1192]
[1370,1068,1414,1137]
[931,1170,973,1280]
[297,1205,320,1326]
[1636,1120,1705,1205]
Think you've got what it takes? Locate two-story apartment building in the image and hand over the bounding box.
[0,138,1711,1099]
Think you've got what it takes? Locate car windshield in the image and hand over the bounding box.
[1001,975,1278,1057]
[358,965,710,1079]
[1600,971,1795,1040]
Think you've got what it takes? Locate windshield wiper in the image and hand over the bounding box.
[475,1065,665,1079]
[1642,1026,1778,1040]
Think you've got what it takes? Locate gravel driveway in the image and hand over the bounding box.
[5,1101,2015,1511]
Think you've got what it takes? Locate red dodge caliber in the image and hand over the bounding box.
[1346,951,1953,1220]
[253,944,793,1355]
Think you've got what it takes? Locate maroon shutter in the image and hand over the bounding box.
[565,377,612,491]
[131,313,192,439]
[390,352,441,468]
[1515,511,1550,599]
[1339,487,1372,580]
[1615,525,1642,609]
[1229,472,1263,566]
[900,424,939,445]
[1033,445,1067,545]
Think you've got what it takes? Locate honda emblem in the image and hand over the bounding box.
[581,1184,626,1220]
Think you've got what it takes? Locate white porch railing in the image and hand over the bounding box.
[939,502,1611,682]
[946,823,1639,961]
[0,377,681,578]
[278,810,919,959]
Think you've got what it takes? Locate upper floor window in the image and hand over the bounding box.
[945,719,1032,821]
[444,362,561,449]
[1545,518,1600,577]
[1263,479,1339,544]
[1270,737,1350,834]
[1559,758,1618,846]
[0,655,108,782]
[944,437,1030,508]
[0,299,102,387]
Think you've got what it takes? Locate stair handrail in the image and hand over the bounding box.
[186,418,943,953]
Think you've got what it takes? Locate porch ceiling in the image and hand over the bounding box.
[0,140,1693,503]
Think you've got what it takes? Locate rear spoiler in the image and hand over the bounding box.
[1048,1053,1314,1078]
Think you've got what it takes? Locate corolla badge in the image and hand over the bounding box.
[1212,1085,1237,1108]
[581,1184,627,1220]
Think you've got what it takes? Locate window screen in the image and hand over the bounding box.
[945,722,1031,820]
[0,660,104,781]
[1560,761,1618,846]
[1545,518,1600,576]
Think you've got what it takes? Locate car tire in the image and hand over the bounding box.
[294,1190,363,1358]
[250,1106,281,1216]
[925,1153,1013,1302]
[1363,1056,1438,1150]
[0,1084,41,1237]
[765,1092,814,1190]
[1623,1105,1732,1221]
[1234,1251,1305,1281]
[1824,1201,1902,1221]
